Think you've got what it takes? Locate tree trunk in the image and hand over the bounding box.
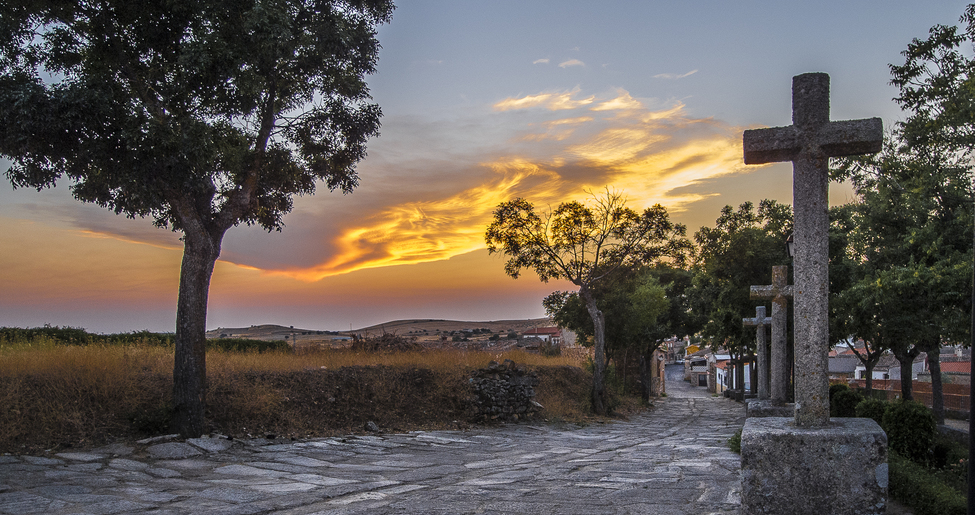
[894,349,916,401]
[172,230,221,437]
[580,286,607,415]
[864,361,874,394]
[928,345,944,425]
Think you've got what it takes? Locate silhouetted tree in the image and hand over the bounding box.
[486,190,690,414]
[0,0,394,436]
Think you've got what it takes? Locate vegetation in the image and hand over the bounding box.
[0,0,394,437]
[485,189,690,415]
[0,330,601,454]
[688,200,793,383]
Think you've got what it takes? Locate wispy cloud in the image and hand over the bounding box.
[592,90,644,111]
[533,58,550,64]
[559,59,585,68]
[493,88,595,111]
[654,69,698,80]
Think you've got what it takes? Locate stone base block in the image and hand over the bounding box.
[741,417,887,515]
[745,400,794,418]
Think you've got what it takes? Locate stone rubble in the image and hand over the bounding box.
[469,359,542,422]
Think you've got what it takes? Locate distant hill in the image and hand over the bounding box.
[206,318,555,345]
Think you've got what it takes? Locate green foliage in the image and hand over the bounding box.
[486,189,690,415]
[888,451,967,515]
[882,400,938,463]
[544,268,669,358]
[207,338,290,353]
[830,388,863,418]
[728,428,742,454]
[828,383,850,400]
[0,326,92,345]
[689,200,793,355]
[854,397,889,426]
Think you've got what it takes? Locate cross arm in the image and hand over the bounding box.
[750,285,794,300]
[817,118,883,157]
[743,126,800,164]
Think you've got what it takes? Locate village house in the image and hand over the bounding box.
[522,327,562,345]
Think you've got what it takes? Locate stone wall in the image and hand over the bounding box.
[469,360,541,422]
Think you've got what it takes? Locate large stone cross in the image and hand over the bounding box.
[750,265,794,406]
[743,306,770,400]
[743,73,882,427]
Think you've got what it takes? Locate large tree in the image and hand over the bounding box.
[833,137,971,411]
[485,190,690,414]
[0,0,394,436]
[543,266,675,402]
[689,200,793,376]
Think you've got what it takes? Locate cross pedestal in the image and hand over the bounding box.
[739,73,887,515]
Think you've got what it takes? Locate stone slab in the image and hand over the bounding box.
[741,417,887,515]
[744,400,794,418]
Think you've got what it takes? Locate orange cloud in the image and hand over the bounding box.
[263,88,747,281]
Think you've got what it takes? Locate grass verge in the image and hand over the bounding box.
[0,335,606,453]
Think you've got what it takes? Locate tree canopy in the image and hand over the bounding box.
[0,0,394,436]
[485,190,690,414]
[689,200,793,358]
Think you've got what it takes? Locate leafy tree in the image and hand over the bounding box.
[689,200,793,381]
[888,4,975,426]
[485,190,691,414]
[0,0,394,436]
[833,136,972,413]
[544,266,673,401]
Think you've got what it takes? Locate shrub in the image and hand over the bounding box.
[831,388,863,417]
[889,451,966,515]
[854,397,888,426]
[828,382,850,400]
[882,400,937,463]
[728,428,742,454]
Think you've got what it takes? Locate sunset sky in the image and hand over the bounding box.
[1,1,971,334]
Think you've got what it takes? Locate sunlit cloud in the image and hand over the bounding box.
[267,88,747,281]
[592,90,644,111]
[493,88,595,111]
[654,69,698,80]
[533,58,550,64]
[559,59,585,68]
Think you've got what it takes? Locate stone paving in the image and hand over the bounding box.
[0,365,745,514]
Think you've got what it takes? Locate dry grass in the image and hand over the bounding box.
[0,337,600,454]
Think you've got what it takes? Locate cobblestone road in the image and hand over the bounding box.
[0,365,745,514]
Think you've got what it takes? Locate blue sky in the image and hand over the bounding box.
[1,1,972,333]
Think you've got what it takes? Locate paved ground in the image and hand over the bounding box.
[0,365,745,514]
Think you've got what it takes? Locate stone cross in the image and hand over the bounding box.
[750,265,794,407]
[743,73,882,427]
[743,306,770,400]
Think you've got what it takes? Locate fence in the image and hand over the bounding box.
[847,379,970,418]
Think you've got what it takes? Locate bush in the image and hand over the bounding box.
[828,382,850,400]
[889,451,966,515]
[207,338,289,353]
[854,397,888,426]
[728,428,742,454]
[882,400,937,463]
[831,388,862,417]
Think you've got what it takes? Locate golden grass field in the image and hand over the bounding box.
[0,334,611,454]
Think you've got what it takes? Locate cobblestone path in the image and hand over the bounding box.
[0,366,744,514]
